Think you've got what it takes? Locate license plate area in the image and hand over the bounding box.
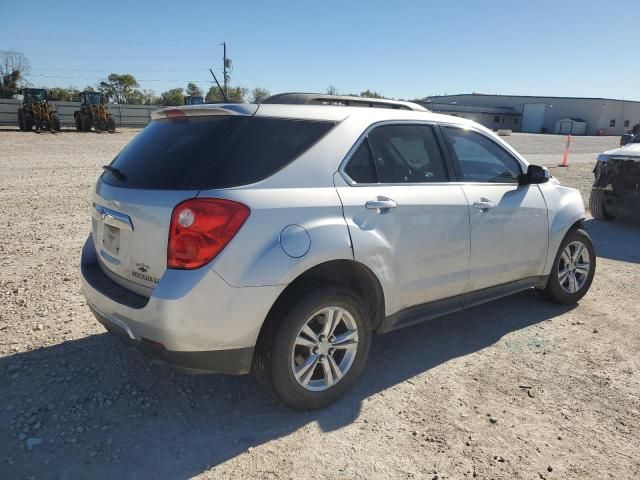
[103,224,121,255]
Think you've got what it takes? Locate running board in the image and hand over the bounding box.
[377,276,548,334]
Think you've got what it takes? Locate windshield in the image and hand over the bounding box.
[84,92,102,105]
[25,90,46,103]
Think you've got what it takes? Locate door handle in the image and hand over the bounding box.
[473,199,496,210]
[365,197,397,211]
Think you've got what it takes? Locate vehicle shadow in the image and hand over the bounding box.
[584,218,640,264]
[1,291,574,479]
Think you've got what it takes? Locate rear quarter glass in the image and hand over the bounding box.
[101,116,246,190]
[101,116,336,190]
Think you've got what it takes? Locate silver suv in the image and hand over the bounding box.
[81,101,595,409]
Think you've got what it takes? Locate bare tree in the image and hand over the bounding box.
[0,49,30,98]
[326,85,339,95]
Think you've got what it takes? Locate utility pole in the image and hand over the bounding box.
[622,97,625,134]
[222,42,230,98]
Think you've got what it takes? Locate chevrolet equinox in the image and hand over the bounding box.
[81,101,596,409]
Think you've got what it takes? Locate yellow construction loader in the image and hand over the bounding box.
[17,88,61,132]
[73,91,116,133]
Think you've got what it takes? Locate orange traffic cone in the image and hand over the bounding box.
[559,134,572,167]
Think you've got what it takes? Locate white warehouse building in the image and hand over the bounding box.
[419,94,640,136]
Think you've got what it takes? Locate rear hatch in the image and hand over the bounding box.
[92,104,336,296]
[93,105,257,295]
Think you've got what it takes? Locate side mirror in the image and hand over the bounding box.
[519,164,550,185]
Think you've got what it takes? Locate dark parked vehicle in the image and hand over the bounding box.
[590,134,640,221]
[184,96,204,105]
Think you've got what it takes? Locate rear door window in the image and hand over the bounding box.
[101,116,334,189]
[367,124,449,183]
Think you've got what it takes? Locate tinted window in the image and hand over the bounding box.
[101,116,334,189]
[102,117,246,189]
[445,127,522,183]
[196,117,334,188]
[367,125,448,183]
[344,142,378,183]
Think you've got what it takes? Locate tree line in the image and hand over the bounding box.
[1,49,388,105]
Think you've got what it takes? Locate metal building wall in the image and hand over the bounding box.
[598,101,640,136]
[426,94,640,135]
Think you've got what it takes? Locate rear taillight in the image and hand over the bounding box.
[167,198,250,270]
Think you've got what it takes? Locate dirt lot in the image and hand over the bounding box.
[1,129,638,480]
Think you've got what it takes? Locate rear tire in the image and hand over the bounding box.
[589,189,614,220]
[74,113,82,131]
[253,285,371,410]
[51,114,61,132]
[107,116,116,133]
[537,228,596,305]
[18,112,24,131]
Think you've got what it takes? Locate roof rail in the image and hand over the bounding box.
[261,92,428,112]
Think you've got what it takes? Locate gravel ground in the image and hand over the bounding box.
[1,129,639,480]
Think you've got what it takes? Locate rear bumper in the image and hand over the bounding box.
[80,234,285,374]
[90,305,253,374]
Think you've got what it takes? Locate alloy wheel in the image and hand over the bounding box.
[291,306,359,392]
[558,240,590,294]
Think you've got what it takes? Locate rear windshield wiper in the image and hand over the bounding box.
[102,165,127,181]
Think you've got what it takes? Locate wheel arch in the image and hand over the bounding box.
[253,259,386,361]
[539,183,587,276]
[544,210,587,276]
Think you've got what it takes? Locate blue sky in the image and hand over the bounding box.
[1,0,638,100]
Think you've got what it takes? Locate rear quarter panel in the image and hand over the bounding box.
[200,187,353,287]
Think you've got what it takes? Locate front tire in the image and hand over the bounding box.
[537,228,596,304]
[22,114,33,131]
[589,189,615,221]
[107,116,116,133]
[81,114,92,132]
[254,286,371,410]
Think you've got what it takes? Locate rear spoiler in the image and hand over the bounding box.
[151,104,258,121]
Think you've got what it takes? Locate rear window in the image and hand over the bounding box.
[101,116,335,189]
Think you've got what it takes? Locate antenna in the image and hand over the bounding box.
[209,68,228,103]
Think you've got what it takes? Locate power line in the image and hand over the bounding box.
[30,67,221,73]
[26,54,192,60]
[0,33,202,48]
[27,73,216,83]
